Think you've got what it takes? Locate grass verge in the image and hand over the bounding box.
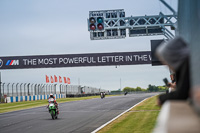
[98,96,160,133]
[0,95,115,113]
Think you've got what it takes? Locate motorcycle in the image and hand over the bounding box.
[124,92,128,95]
[49,103,58,120]
[100,92,105,99]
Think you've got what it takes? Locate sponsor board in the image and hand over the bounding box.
[0,51,151,69]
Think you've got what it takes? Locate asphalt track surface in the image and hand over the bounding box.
[0,93,159,133]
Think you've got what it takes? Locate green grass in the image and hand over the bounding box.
[132,96,160,111]
[98,96,160,133]
[0,95,115,113]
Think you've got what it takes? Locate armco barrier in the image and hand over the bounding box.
[5,94,66,103]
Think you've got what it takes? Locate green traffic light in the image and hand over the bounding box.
[97,17,103,23]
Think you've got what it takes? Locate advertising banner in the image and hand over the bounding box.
[0,51,151,69]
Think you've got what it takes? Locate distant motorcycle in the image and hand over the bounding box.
[100,92,105,99]
[49,102,58,120]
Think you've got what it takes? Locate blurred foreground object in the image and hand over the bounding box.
[153,101,200,133]
[156,37,190,105]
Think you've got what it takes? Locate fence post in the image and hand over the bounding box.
[24,83,27,96]
[54,84,57,94]
[16,83,19,96]
[34,84,37,95]
[31,84,34,95]
[27,83,30,95]
[41,84,44,95]
[2,83,5,96]
[60,84,62,94]
[37,84,40,95]
[51,84,53,93]
[43,84,45,95]
[7,83,10,97]
[12,83,15,96]
[48,84,51,94]
[65,85,67,95]
[20,83,23,96]
[46,84,48,95]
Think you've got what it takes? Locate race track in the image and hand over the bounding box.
[0,93,159,133]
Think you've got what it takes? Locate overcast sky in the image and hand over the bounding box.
[0,0,177,91]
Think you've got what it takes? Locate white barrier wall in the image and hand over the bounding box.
[5,94,66,103]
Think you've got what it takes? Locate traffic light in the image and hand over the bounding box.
[89,17,96,30]
[97,17,104,30]
[88,17,104,31]
[88,9,126,40]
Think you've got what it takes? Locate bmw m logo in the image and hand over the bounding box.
[6,60,19,66]
[0,59,3,68]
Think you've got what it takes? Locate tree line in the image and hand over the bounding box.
[122,84,168,92]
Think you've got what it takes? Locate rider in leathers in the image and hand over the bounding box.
[48,93,59,114]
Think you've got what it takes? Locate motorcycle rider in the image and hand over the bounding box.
[100,92,105,99]
[48,93,59,114]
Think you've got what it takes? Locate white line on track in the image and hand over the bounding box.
[91,97,149,133]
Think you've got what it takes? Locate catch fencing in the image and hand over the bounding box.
[0,83,107,103]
